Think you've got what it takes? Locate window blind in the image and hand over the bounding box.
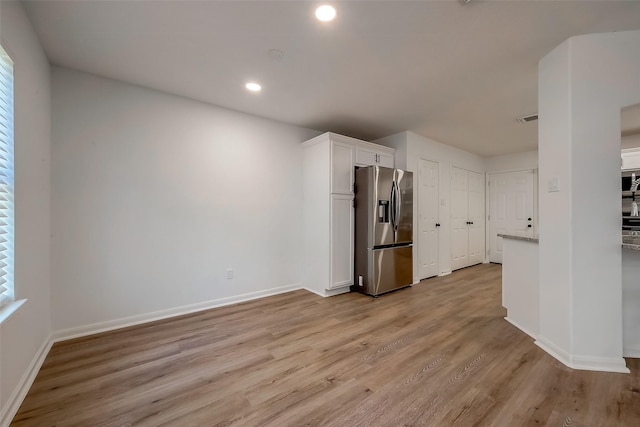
[0,46,14,309]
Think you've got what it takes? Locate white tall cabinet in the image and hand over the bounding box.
[450,166,485,271]
[302,132,395,296]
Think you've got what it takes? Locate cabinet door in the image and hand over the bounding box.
[330,194,354,289]
[331,142,353,194]
[378,152,394,168]
[355,147,394,168]
[355,147,378,166]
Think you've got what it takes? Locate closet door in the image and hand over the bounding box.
[419,159,439,279]
[467,171,485,266]
[450,167,469,271]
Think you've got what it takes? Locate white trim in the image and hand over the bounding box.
[0,335,53,427]
[504,316,538,340]
[52,283,302,342]
[535,337,630,373]
[535,337,574,368]
[303,286,351,298]
[0,299,26,326]
[623,346,640,358]
[570,355,630,373]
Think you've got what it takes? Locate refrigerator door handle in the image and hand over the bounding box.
[395,181,401,232]
[389,181,396,231]
[390,181,399,232]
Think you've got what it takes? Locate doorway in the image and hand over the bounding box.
[418,158,439,279]
[488,170,535,263]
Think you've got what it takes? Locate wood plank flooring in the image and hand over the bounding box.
[11,264,640,426]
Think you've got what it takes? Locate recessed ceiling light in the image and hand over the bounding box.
[315,5,336,22]
[245,82,262,92]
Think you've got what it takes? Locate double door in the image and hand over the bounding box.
[451,167,485,271]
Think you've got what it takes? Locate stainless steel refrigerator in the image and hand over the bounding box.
[353,165,413,297]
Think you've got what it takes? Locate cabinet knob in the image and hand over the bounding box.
[436,223,440,227]
[528,217,532,221]
[528,224,532,228]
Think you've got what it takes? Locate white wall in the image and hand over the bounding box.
[51,67,320,334]
[0,1,52,423]
[622,134,640,150]
[537,29,640,372]
[485,150,538,172]
[376,131,485,280]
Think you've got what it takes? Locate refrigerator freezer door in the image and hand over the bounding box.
[355,245,413,296]
[394,169,414,244]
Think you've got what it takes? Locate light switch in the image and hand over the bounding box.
[548,176,559,192]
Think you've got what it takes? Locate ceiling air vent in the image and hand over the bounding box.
[517,113,538,123]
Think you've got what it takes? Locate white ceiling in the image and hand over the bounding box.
[23,0,640,157]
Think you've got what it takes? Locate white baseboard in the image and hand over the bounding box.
[504,316,538,340]
[570,354,630,373]
[535,336,630,373]
[438,270,452,277]
[303,286,351,298]
[1,335,53,427]
[52,283,302,342]
[624,346,640,358]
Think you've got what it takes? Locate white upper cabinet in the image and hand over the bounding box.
[331,142,354,194]
[355,145,394,168]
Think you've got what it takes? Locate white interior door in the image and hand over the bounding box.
[467,171,485,266]
[450,167,469,271]
[489,170,534,263]
[419,159,439,279]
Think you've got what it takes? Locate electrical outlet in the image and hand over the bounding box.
[226,269,233,279]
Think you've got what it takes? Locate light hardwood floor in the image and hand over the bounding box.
[11,264,640,426]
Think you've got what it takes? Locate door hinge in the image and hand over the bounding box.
[352,198,356,208]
